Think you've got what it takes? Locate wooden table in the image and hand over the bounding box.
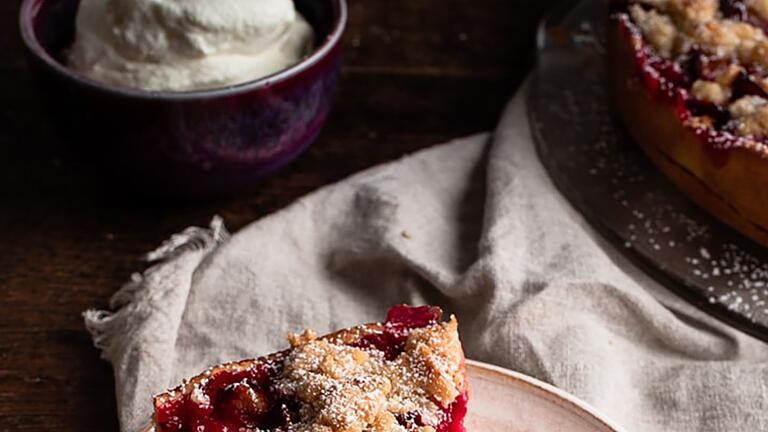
[0,1,549,429]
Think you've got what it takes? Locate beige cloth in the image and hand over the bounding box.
[85,87,768,432]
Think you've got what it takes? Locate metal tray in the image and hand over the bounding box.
[528,0,768,342]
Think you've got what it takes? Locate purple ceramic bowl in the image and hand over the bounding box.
[19,0,346,197]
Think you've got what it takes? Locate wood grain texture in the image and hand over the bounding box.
[0,0,551,429]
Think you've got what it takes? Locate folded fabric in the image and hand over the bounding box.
[85,85,768,432]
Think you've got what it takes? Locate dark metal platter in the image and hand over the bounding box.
[528,0,768,342]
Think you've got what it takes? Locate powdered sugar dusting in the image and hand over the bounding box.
[278,318,463,431]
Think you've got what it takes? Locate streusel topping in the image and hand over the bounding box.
[623,0,768,139]
[628,0,768,63]
[279,318,463,432]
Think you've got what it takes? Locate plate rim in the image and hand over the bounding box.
[465,359,627,432]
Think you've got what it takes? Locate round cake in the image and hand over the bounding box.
[608,0,768,247]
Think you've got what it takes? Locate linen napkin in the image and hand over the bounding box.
[85,86,768,432]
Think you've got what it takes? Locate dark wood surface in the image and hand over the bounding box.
[0,1,549,430]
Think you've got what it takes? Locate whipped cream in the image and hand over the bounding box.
[68,0,314,91]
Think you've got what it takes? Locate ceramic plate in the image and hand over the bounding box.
[464,360,623,431]
[139,359,624,432]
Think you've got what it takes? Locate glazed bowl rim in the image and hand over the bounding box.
[18,0,348,101]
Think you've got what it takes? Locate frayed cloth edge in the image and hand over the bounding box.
[82,216,230,359]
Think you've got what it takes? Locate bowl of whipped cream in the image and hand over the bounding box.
[19,0,347,196]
